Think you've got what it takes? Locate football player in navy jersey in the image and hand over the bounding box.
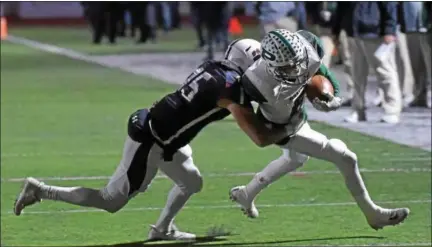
[13,39,289,241]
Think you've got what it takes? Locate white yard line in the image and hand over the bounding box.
[6,35,143,76]
[4,199,430,215]
[2,168,431,183]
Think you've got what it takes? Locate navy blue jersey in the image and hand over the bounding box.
[148,60,251,156]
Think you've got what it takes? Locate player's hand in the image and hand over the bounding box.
[383,35,396,44]
[312,93,342,112]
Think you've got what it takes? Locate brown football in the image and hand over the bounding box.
[305,75,334,102]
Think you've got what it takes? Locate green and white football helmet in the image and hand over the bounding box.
[260,29,308,85]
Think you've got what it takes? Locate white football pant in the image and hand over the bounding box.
[246,122,379,217]
[37,136,202,231]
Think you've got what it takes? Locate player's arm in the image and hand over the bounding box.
[217,98,287,147]
[315,64,340,97]
[296,30,341,98]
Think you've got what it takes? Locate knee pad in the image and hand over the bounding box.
[99,188,129,213]
[180,170,203,195]
[289,151,309,166]
[104,203,125,214]
[282,150,309,169]
[255,152,308,186]
[326,139,357,167]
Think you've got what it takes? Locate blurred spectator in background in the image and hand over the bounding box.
[215,2,233,51]
[130,2,152,43]
[296,2,307,31]
[399,1,432,108]
[85,2,122,44]
[255,2,306,36]
[160,2,172,33]
[148,2,172,35]
[170,2,181,29]
[333,2,402,124]
[81,2,90,21]
[125,3,138,38]
[192,2,229,60]
[394,15,415,108]
[306,2,355,106]
[244,2,256,17]
[190,2,231,52]
[116,3,128,37]
[147,2,158,42]
[305,2,337,67]
[336,28,356,107]
[359,4,415,110]
[190,2,206,49]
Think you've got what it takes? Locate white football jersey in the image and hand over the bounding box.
[244,36,322,131]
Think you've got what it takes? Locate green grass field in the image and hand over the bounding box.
[8,25,262,55]
[1,27,431,247]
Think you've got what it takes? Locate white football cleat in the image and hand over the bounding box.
[380,114,400,124]
[402,94,415,108]
[14,177,43,216]
[344,111,367,123]
[367,207,410,230]
[373,94,383,107]
[147,224,196,241]
[229,186,259,218]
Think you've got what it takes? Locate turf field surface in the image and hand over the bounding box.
[1,26,431,247]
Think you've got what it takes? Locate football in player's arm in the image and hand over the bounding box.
[310,64,343,112]
[298,30,343,112]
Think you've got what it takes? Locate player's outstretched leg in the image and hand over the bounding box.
[14,136,159,216]
[230,149,308,218]
[147,145,201,241]
[286,122,410,230]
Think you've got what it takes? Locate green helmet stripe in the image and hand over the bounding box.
[269,30,296,56]
[297,30,324,59]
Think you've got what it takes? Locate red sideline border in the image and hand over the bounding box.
[5,15,258,26]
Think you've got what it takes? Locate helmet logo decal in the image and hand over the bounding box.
[251,49,261,61]
[261,47,276,61]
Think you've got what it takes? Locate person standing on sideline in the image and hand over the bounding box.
[398,1,432,108]
[333,2,402,124]
[190,2,206,50]
[306,2,355,107]
[196,2,229,61]
[86,2,122,44]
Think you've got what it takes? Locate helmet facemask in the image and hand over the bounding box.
[267,49,309,101]
[260,29,311,101]
[267,48,309,85]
